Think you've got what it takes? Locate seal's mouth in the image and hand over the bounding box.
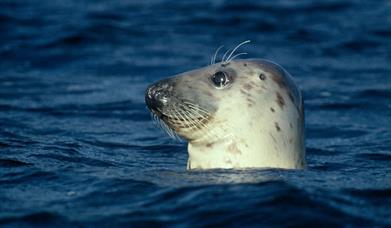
[155,108,210,130]
[145,79,215,140]
[146,99,213,140]
[145,84,210,128]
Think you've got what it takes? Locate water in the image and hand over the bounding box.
[1,0,390,226]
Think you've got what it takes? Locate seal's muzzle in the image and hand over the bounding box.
[145,79,174,116]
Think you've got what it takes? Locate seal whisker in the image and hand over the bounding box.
[182,101,211,116]
[176,108,191,128]
[150,112,155,121]
[227,52,247,62]
[196,110,232,141]
[223,40,251,64]
[167,112,183,141]
[182,109,201,130]
[160,119,175,138]
[151,112,160,125]
[151,110,181,141]
[185,105,211,117]
[210,45,224,65]
[184,109,214,133]
[177,103,218,139]
[176,108,213,141]
[183,106,225,141]
[185,108,209,127]
[178,105,207,130]
[221,47,232,64]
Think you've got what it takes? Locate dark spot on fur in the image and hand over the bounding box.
[206,143,213,148]
[290,123,293,129]
[276,92,285,109]
[228,143,242,155]
[247,97,254,103]
[247,98,255,107]
[244,63,247,67]
[243,83,253,90]
[271,74,287,88]
[270,107,275,112]
[240,89,247,95]
[259,73,266,80]
[240,89,251,97]
[275,122,281,132]
[289,138,293,144]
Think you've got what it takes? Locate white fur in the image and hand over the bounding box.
[186,60,305,170]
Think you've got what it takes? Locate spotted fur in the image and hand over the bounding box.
[146,58,305,170]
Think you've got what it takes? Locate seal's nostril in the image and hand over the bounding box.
[160,95,168,105]
[154,90,169,105]
[145,82,171,111]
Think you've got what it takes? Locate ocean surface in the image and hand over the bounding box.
[1,0,390,226]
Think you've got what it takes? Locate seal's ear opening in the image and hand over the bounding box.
[259,73,266,81]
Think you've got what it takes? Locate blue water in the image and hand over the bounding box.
[1,0,390,226]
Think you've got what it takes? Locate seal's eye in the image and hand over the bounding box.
[211,71,229,88]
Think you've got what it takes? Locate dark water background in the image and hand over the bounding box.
[1,0,391,226]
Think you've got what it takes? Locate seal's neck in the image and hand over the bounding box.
[187,128,304,170]
[187,137,250,169]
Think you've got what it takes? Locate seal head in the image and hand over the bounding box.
[145,59,305,170]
